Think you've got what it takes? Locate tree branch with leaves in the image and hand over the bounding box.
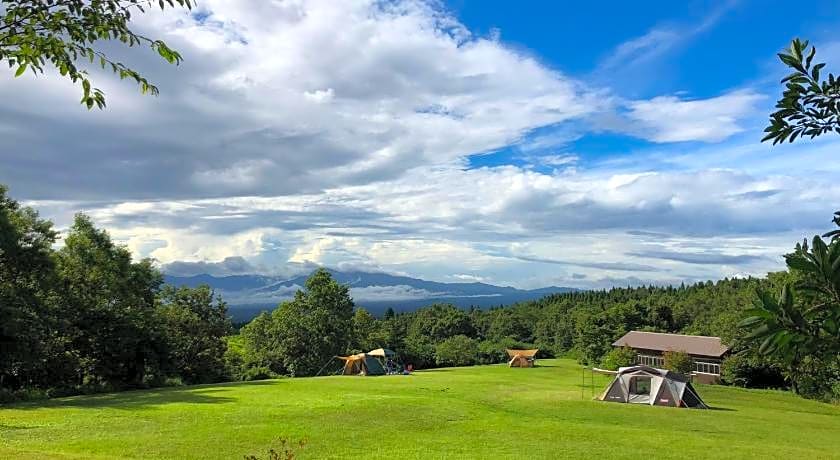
[0,0,191,109]
[762,38,840,144]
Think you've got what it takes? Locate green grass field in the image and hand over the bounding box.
[1,359,839,459]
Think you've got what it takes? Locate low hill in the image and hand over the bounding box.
[2,359,838,459]
[164,269,577,320]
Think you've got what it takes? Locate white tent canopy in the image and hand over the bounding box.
[599,365,709,409]
[367,348,396,358]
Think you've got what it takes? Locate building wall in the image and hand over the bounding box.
[628,347,724,384]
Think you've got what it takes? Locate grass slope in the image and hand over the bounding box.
[1,359,839,459]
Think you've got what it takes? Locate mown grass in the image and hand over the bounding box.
[1,359,838,459]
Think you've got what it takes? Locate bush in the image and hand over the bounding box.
[600,346,637,371]
[402,334,437,369]
[789,355,840,402]
[663,350,693,374]
[476,338,535,365]
[240,366,278,382]
[0,387,49,404]
[434,335,479,367]
[720,352,786,389]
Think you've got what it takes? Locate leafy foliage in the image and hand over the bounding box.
[739,234,840,398]
[0,185,235,397]
[762,38,840,144]
[237,269,354,377]
[662,350,693,374]
[824,211,840,241]
[600,346,636,371]
[719,350,786,388]
[0,184,58,390]
[156,285,232,384]
[0,0,191,109]
[434,335,479,367]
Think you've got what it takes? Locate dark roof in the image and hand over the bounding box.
[613,331,729,358]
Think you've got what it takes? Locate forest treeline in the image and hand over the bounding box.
[2,185,838,403]
[1,186,232,401]
[230,273,787,386]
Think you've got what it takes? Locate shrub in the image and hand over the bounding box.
[402,334,437,369]
[600,346,637,371]
[240,366,278,382]
[476,338,535,365]
[0,387,49,404]
[720,352,786,389]
[663,350,693,375]
[788,355,840,402]
[434,335,479,367]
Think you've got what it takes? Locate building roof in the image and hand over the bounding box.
[612,331,729,358]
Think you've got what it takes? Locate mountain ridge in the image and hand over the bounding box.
[163,269,577,321]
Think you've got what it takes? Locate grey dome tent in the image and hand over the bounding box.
[599,365,709,409]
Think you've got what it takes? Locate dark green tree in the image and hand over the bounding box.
[600,346,636,371]
[156,285,232,384]
[55,214,163,388]
[487,308,532,342]
[238,311,284,376]
[350,307,385,353]
[0,185,59,389]
[246,269,355,377]
[1,0,192,108]
[407,304,473,343]
[662,350,693,374]
[434,335,478,367]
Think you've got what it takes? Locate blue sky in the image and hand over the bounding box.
[1,0,839,296]
[458,0,840,168]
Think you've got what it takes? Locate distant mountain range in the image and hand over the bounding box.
[163,269,577,321]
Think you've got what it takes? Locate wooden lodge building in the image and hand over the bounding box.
[612,331,730,384]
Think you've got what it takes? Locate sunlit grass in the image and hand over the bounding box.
[1,359,838,459]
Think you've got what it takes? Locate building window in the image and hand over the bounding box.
[636,354,664,367]
[693,360,721,375]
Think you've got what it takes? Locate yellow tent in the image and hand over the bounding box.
[337,353,386,376]
[506,349,539,368]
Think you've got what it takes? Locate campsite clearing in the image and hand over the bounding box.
[1,359,838,459]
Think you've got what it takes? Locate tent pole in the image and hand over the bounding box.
[581,367,584,400]
[315,357,337,377]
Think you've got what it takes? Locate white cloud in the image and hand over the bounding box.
[34,155,839,288]
[622,90,764,142]
[597,1,736,72]
[0,0,596,201]
[2,0,836,290]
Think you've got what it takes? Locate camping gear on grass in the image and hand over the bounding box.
[506,349,539,367]
[599,365,708,408]
[367,348,396,358]
[337,353,386,376]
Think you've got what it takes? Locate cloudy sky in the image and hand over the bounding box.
[2,0,840,289]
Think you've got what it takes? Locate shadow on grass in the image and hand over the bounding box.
[0,424,39,431]
[707,406,736,412]
[8,386,239,411]
[3,378,290,411]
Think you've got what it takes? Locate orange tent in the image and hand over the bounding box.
[506,349,539,368]
[336,353,386,376]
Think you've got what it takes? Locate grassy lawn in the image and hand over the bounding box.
[1,359,839,459]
